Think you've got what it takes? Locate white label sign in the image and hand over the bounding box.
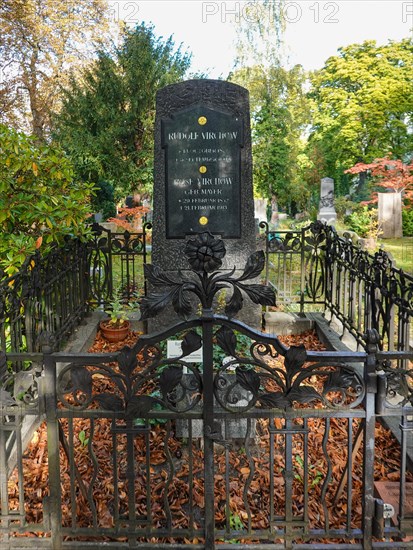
[167,340,203,363]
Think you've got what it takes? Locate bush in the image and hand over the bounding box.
[344,206,380,239]
[402,208,413,236]
[334,196,356,220]
[0,124,94,275]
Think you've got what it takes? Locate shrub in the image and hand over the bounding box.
[402,208,413,236]
[0,124,94,275]
[344,206,381,239]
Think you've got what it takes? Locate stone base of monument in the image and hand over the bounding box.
[317,211,337,224]
[263,312,312,336]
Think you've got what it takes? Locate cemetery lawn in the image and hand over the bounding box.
[378,237,413,273]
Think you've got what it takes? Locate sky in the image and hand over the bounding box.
[110,0,413,76]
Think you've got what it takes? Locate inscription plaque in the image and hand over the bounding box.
[162,105,243,238]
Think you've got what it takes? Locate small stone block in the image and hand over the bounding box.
[374,481,413,539]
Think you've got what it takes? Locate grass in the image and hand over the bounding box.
[378,237,413,274]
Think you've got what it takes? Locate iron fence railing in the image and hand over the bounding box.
[0,239,89,354]
[0,224,152,355]
[262,222,413,352]
[88,222,152,307]
[0,325,412,548]
[0,231,412,549]
[1,221,411,357]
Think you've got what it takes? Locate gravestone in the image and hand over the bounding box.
[254,198,267,224]
[317,177,337,224]
[378,192,402,238]
[151,79,260,331]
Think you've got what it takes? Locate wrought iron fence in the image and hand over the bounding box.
[88,222,152,306]
[260,221,326,312]
[0,239,89,354]
[0,233,412,549]
[262,222,413,352]
[0,224,152,355]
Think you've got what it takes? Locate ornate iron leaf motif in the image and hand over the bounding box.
[304,222,327,301]
[213,327,365,411]
[140,232,275,319]
[180,330,202,357]
[267,232,302,253]
[57,339,203,417]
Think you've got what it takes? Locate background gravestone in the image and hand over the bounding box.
[150,79,260,331]
[378,192,402,238]
[317,177,337,224]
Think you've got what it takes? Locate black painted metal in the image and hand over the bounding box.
[0,239,89,353]
[262,221,413,352]
[0,224,152,355]
[1,232,412,548]
[88,222,152,306]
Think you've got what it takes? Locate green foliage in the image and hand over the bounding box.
[402,208,413,237]
[231,63,313,213]
[308,38,413,192]
[78,430,89,447]
[53,23,191,199]
[334,196,356,221]
[344,206,380,239]
[0,124,94,275]
[91,180,116,221]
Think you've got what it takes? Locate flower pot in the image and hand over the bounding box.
[99,320,131,342]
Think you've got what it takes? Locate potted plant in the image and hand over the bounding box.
[99,294,133,342]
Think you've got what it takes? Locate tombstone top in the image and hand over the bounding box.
[153,79,255,269]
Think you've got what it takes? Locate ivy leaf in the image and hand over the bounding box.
[125,395,155,419]
[117,346,137,378]
[288,386,320,405]
[324,369,356,392]
[236,366,260,395]
[143,264,179,287]
[259,391,290,409]
[284,345,307,377]
[71,367,92,396]
[215,326,237,357]
[181,330,202,357]
[95,393,124,412]
[172,287,193,318]
[140,287,179,319]
[242,283,276,306]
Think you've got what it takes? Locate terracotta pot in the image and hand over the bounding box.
[99,320,131,342]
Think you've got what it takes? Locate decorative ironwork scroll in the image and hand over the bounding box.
[213,326,365,411]
[0,351,41,409]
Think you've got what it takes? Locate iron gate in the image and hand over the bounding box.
[1,232,412,549]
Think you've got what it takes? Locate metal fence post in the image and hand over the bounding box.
[362,329,380,549]
[44,349,62,550]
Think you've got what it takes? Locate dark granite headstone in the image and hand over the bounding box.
[151,79,259,330]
